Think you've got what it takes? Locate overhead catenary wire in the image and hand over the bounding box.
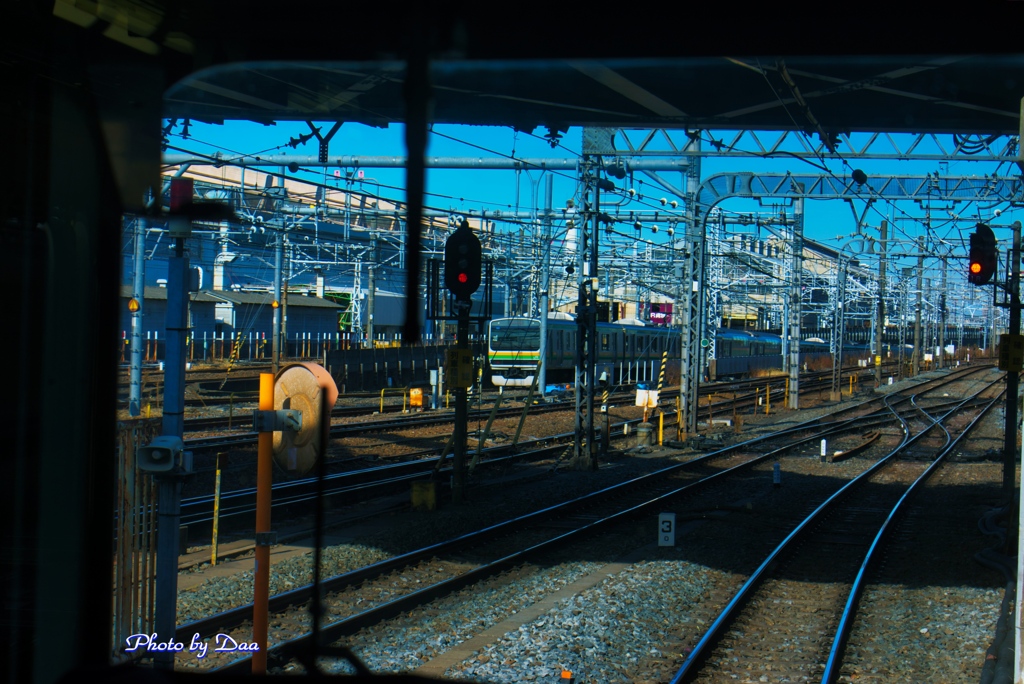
[165,120,1008,333]
[163,142,589,235]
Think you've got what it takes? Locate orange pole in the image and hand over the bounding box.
[253,373,274,674]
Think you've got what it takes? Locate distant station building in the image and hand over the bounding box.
[118,284,345,360]
[206,289,341,339]
[118,285,219,355]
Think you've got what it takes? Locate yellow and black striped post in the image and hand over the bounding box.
[656,350,668,419]
[657,350,668,394]
[219,330,246,390]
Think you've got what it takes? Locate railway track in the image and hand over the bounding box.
[157,365,995,675]
[181,394,588,452]
[175,404,686,545]
[179,361,903,450]
[173,365,991,551]
[171,363,919,531]
[126,358,905,419]
[669,369,1003,683]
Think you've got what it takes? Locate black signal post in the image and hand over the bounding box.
[444,220,482,503]
[972,220,1024,559]
[998,222,1022,557]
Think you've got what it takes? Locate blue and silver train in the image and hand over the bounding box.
[487,314,867,388]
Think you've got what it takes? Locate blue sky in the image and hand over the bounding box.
[164,119,1019,276]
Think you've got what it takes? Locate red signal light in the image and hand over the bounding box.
[968,223,997,286]
[444,220,482,300]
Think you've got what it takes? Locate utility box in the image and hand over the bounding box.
[412,481,437,511]
[446,349,474,388]
[635,388,659,408]
[429,369,441,409]
[999,334,1024,371]
[637,422,654,447]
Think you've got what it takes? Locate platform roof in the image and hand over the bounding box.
[119,284,220,303]
[206,290,342,309]
[9,2,1016,140]
[165,54,1024,137]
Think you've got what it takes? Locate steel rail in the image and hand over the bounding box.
[165,366,988,534]
[820,388,1005,683]
[165,368,989,664]
[182,370,984,662]
[205,398,903,674]
[177,395,863,648]
[668,376,1003,683]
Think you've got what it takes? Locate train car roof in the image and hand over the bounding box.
[716,328,755,340]
[717,328,786,342]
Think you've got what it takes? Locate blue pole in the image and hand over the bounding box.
[128,216,147,416]
[163,249,188,436]
[154,244,189,670]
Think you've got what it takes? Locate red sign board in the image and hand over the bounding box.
[650,303,673,326]
[170,177,194,211]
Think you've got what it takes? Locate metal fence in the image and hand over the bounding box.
[111,419,161,663]
[327,342,485,392]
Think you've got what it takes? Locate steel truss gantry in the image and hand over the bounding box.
[682,172,1024,435]
[611,129,1020,164]
[573,155,601,469]
[160,144,1023,445]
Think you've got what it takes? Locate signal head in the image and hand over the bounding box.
[444,220,482,301]
[967,223,997,285]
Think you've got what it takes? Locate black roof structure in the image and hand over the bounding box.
[166,54,1024,136]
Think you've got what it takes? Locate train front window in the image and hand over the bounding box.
[490,320,541,352]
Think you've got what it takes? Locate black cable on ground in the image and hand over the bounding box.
[978,505,1017,684]
[979,581,1015,684]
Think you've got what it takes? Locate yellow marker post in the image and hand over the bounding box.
[252,373,274,675]
[658,412,664,445]
[765,385,770,415]
[676,396,682,442]
[211,453,225,566]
